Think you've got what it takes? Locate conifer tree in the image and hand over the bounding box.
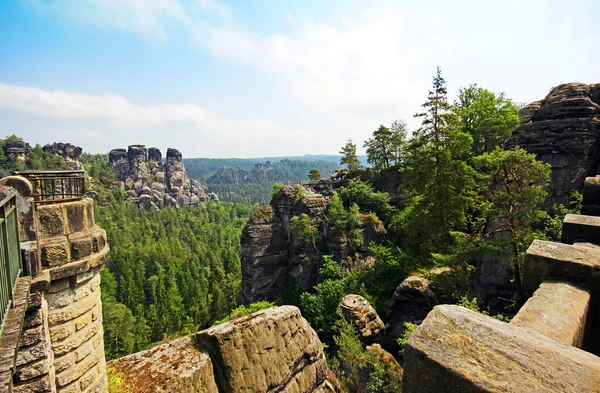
[403,67,474,251]
[339,139,361,171]
[364,121,408,170]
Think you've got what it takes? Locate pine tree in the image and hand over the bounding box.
[403,67,474,251]
[340,139,361,171]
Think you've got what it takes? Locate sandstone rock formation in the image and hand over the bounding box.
[506,82,600,206]
[3,139,31,164]
[241,184,385,304]
[241,185,326,303]
[109,306,334,393]
[339,294,385,344]
[108,145,217,209]
[42,142,83,169]
[384,276,437,351]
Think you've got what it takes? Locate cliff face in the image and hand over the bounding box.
[108,306,335,393]
[506,82,600,205]
[241,184,385,304]
[109,145,218,210]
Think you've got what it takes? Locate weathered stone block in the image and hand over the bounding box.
[13,371,54,393]
[56,349,100,387]
[54,352,76,373]
[37,204,66,237]
[20,324,45,347]
[41,236,70,268]
[403,305,600,393]
[48,288,100,326]
[23,308,44,329]
[48,278,70,294]
[511,281,590,347]
[49,259,89,281]
[51,318,101,356]
[523,240,600,295]
[108,335,218,393]
[70,232,93,261]
[196,305,327,393]
[15,357,51,381]
[16,341,49,367]
[562,213,600,244]
[46,287,73,309]
[85,198,95,228]
[62,201,86,234]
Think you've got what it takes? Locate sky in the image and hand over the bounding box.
[0,0,599,158]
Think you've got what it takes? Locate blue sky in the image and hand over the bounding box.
[0,0,599,158]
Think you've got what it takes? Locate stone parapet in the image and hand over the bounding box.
[403,305,600,393]
[511,281,590,347]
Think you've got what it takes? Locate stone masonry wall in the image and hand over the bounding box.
[13,197,109,393]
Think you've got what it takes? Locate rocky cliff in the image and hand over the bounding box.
[506,82,600,206]
[241,184,385,304]
[109,145,218,210]
[108,306,336,393]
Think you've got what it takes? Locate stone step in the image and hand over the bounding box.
[562,213,600,244]
[523,240,600,295]
[510,280,590,347]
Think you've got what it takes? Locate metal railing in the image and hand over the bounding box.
[0,193,22,333]
[15,170,86,204]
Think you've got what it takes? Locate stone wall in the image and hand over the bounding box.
[0,178,110,393]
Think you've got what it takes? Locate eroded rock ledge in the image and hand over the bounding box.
[108,306,335,393]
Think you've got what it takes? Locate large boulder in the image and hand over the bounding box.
[197,306,329,393]
[506,82,600,206]
[109,306,332,393]
[384,276,437,351]
[339,294,385,344]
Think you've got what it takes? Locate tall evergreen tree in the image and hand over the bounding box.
[402,67,474,251]
[339,139,361,171]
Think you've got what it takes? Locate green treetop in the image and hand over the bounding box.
[363,121,408,170]
[308,168,321,180]
[340,139,361,171]
[455,85,519,157]
[402,66,474,251]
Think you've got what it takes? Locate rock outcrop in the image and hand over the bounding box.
[241,184,385,304]
[339,294,385,344]
[42,142,83,169]
[109,306,334,393]
[241,185,327,303]
[108,145,217,210]
[384,276,437,351]
[506,82,600,206]
[3,139,31,164]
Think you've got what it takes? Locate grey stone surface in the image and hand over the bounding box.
[403,305,600,393]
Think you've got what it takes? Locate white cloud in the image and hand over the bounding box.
[0,82,320,157]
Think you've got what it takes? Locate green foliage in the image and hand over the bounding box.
[213,301,276,325]
[364,122,408,170]
[299,276,347,344]
[320,255,343,281]
[397,322,417,356]
[402,67,475,252]
[271,182,284,196]
[455,85,519,157]
[308,168,321,180]
[326,194,364,254]
[96,200,251,360]
[474,147,550,298]
[339,139,361,171]
[338,179,394,223]
[542,191,582,240]
[290,213,318,252]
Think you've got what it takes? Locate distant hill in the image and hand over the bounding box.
[183,157,353,204]
[183,155,368,178]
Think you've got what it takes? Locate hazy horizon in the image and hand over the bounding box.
[1,0,599,158]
